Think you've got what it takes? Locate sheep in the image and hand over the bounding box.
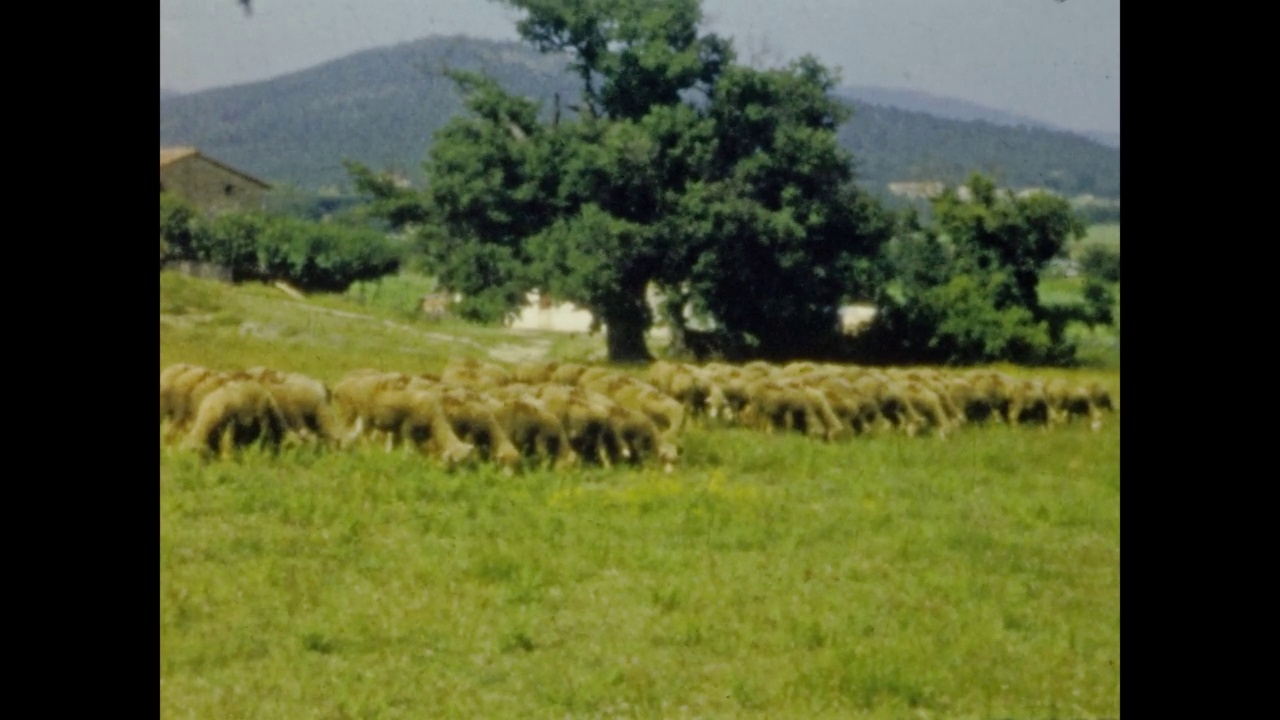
[350,383,477,466]
[512,360,560,384]
[487,386,581,470]
[535,384,629,468]
[579,373,686,441]
[891,381,955,438]
[1004,378,1053,427]
[548,362,591,386]
[606,403,679,472]
[434,387,523,471]
[440,357,513,389]
[739,377,844,441]
[181,378,287,458]
[812,376,883,435]
[242,367,339,448]
[331,371,412,447]
[160,364,221,441]
[651,362,730,426]
[160,363,205,440]
[1046,379,1115,431]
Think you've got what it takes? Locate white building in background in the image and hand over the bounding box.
[505,289,596,333]
[500,285,879,338]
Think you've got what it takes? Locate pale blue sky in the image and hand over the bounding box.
[160,0,1119,135]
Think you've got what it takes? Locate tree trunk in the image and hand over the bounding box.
[602,306,653,363]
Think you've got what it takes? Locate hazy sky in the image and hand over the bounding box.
[160,0,1119,135]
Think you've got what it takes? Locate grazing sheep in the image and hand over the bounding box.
[1046,379,1114,431]
[160,363,205,440]
[893,381,954,438]
[181,379,287,458]
[332,371,412,447]
[740,377,842,441]
[813,377,883,435]
[441,358,513,389]
[864,380,925,436]
[954,371,1016,425]
[653,362,729,426]
[160,364,220,440]
[580,374,686,441]
[243,367,339,448]
[607,403,679,472]
[436,388,522,471]
[1005,378,1053,427]
[396,390,478,467]
[548,362,591,386]
[1087,382,1117,414]
[513,360,560,384]
[350,384,476,466]
[703,363,770,424]
[487,387,580,470]
[535,385,629,467]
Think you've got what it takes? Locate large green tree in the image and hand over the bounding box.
[412,0,890,361]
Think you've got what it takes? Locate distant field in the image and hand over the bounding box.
[160,271,1120,719]
[1072,223,1120,257]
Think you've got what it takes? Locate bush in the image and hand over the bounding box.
[858,272,1073,366]
[159,193,402,292]
[1080,246,1121,283]
[160,192,206,263]
[920,274,1063,364]
[1082,279,1116,326]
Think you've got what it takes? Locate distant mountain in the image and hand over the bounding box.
[160,87,183,101]
[835,85,1119,148]
[160,35,1119,199]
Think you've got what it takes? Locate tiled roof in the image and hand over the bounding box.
[160,147,198,167]
[160,146,271,189]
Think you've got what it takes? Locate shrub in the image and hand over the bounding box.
[1082,279,1116,326]
[1080,246,1121,283]
[160,192,206,263]
[159,192,402,292]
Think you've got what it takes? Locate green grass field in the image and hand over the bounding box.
[1072,223,1120,257]
[160,270,1120,719]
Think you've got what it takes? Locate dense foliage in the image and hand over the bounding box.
[160,192,401,292]
[401,0,893,361]
[1080,245,1121,284]
[860,175,1089,365]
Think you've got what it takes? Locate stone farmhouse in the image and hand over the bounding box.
[160,147,271,214]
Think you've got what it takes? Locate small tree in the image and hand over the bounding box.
[872,174,1087,365]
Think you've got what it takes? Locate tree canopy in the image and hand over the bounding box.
[401,0,892,361]
[337,0,1099,366]
[866,175,1088,365]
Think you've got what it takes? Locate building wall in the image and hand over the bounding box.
[160,155,266,214]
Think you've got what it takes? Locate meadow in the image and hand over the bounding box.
[160,267,1120,719]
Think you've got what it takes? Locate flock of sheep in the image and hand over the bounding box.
[159,358,1117,470]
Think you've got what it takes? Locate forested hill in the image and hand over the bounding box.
[836,85,1119,149]
[160,35,1119,199]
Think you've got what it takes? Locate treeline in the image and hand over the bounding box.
[159,192,401,292]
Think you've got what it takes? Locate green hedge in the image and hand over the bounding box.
[160,193,401,292]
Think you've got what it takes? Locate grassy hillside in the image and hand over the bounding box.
[160,36,1120,201]
[160,271,1120,719]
